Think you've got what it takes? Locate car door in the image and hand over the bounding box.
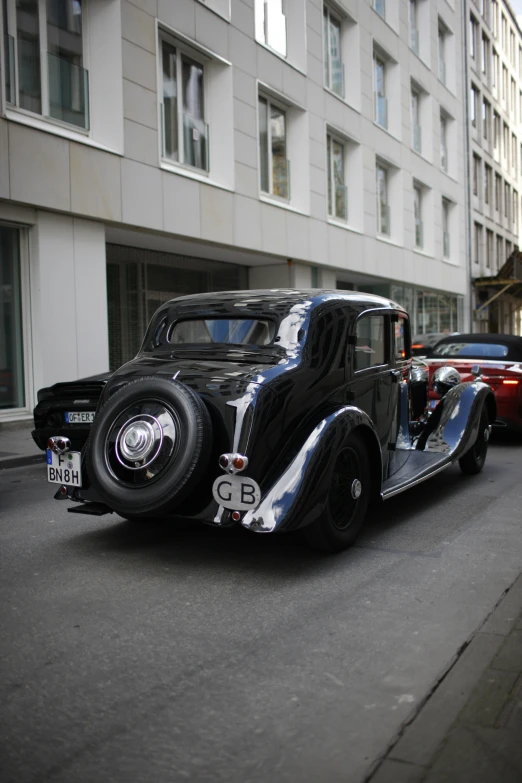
[345,311,397,478]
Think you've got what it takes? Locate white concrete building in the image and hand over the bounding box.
[466,0,522,333]
[0,0,468,421]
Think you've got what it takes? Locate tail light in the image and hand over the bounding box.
[502,380,519,385]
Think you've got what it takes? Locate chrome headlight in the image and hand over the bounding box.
[432,366,461,396]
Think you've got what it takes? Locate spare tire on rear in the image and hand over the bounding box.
[86,377,212,518]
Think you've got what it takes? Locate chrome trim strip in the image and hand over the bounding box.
[381,461,450,500]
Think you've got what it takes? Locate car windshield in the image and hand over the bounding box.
[432,341,509,358]
[170,319,276,346]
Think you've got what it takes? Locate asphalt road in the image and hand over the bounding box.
[1,437,522,783]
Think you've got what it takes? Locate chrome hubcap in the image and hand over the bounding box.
[119,420,155,462]
[484,427,490,443]
[351,478,362,500]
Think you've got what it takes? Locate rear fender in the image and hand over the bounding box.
[241,407,381,534]
[416,381,496,459]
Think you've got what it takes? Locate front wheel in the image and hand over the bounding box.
[459,408,490,475]
[303,433,370,553]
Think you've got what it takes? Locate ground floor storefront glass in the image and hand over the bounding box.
[107,245,248,370]
[0,225,25,410]
[361,283,463,336]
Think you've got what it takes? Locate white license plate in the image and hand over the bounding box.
[47,450,82,486]
[65,411,95,424]
[212,474,261,511]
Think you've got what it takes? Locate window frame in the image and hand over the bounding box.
[258,93,290,202]
[352,312,389,374]
[3,0,90,132]
[159,32,210,174]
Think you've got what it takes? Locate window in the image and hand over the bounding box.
[502,14,507,49]
[3,0,88,129]
[255,0,287,57]
[170,319,275,346]
[513,190,519,233]
[258,96,289,200]
[440,112,448,171]
[355,315,386,371]
[394,315,410,362]
[411,88,421,153]
[502,65,508,103]
[492,0,498,37]
[374,54,387,128]
[0,225,25,410]
[512,133,517,172]
[520,142,522,176]
[472,154,480,196]
[503,122,509,165]
[376,163,390,236]
[504,181,510,218]
[374,0,386,20]
[161,38,208,172]
[442,198,451,258]
[474,222,482,266]
[511,78,516,117]
[409,0,419,55]
[413,183,423,248]
[495,173,501,211]
[496,235,503,270]
[470,15,477,59]
[492,49,499,87]
[484,163,491,204]
[482,98,490,139]
[506,240,512,260]
[470,85,478,127]
[326,133,347,221]
[486,229,493,268]
[510,30,515,64]
[323,6,344,97]
[481,33,489,74]
[438,24,447,84]
[493,111,500,155]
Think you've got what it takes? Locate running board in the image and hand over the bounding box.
[68,503,113,517]
[381,453,451,500]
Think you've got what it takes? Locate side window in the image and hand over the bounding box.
[394,315,411,361]
[355,315,386,371]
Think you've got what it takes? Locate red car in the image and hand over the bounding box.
[425,334,522,433]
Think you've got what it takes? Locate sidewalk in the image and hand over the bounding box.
[0,420,45,470]
[369,574,522,783]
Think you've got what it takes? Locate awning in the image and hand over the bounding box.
[473,252,522,315]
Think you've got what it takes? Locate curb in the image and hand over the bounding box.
[0,454,46,471]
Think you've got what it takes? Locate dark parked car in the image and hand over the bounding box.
[32,372,112,451]
[47,290,495,552]
[424,333,522,433]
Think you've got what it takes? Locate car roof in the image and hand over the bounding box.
[433,333,522,361]
[157,289,407,320]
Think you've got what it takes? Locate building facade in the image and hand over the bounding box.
[0,0,468,421]
[467,0,522,334]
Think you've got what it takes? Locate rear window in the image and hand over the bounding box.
[170,319,276,346]
[432,341,509,358]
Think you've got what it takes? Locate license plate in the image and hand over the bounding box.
[212,474,261,511]
[65,411,95,424]
[47,450,82,486]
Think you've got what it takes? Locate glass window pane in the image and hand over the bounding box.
[16,0,41,114]
[170,319,275,346]
[0,226,25,409]
[162,41,178,160]
[355,316,386,371]
[327,135,332,216]
[47,0,87,128]
[259,97,269,193]
[270,104,287,198]
[182,56,206,169]
[329,15,343,95]
[323,7,329,86]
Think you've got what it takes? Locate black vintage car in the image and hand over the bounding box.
[47,290,496,552]
[32,372,112,451]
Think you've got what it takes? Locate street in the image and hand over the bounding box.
[1,437,522,783]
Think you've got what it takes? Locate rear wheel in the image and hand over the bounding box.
[303,433,370,553]
[459,407,490,475]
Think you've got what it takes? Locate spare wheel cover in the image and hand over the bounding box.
[86,377,211,517]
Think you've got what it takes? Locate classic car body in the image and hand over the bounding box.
[47,290,496,552]
[32,372,112,451]
[424,333,522,433]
